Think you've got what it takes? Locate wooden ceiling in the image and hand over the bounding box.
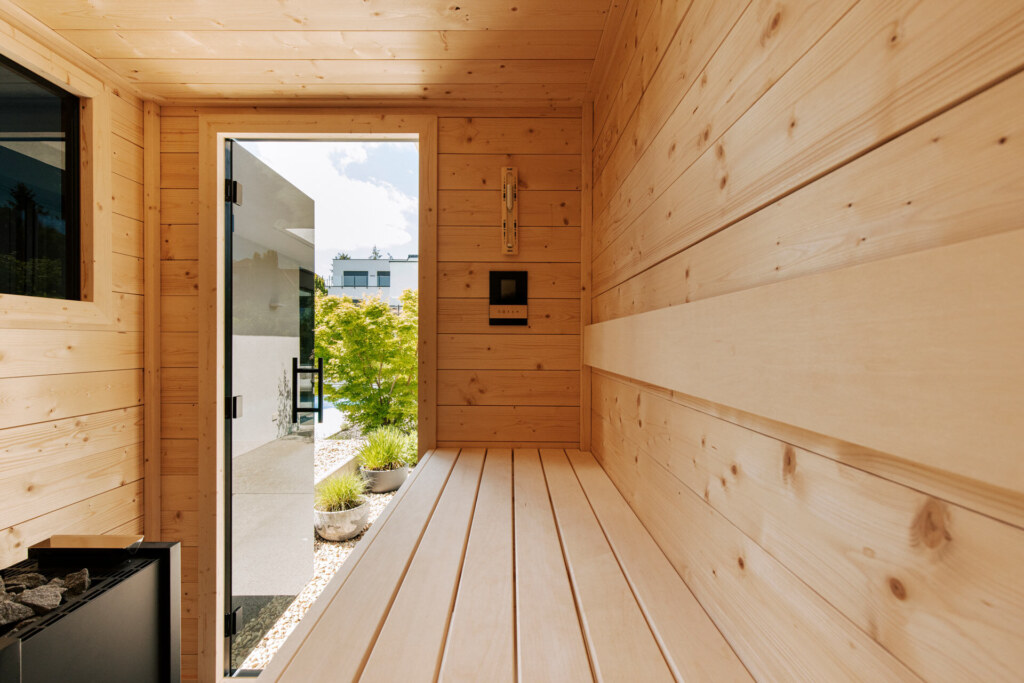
[11,0,614,105]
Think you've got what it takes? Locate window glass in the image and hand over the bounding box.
[343,270,368,287]
[0,54,80,299]
[377,270,390,287]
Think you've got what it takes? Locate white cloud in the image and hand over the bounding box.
[240,141,418,277]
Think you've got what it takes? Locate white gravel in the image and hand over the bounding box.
[239,490,395,671]
[314,434,366,482]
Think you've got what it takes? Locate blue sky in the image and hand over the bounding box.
[239,140,419,278]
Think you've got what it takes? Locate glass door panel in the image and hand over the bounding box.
[225,140,317,674]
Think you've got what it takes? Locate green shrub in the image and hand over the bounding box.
[315,290,418,431]
[358,426,417,471]
[315,471,368,512]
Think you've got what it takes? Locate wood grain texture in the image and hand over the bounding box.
[440,450,515,683]
[438,406,579,443]
[513,449,592,682]
[439,334,579,371]
[541,448,674,682]
[587,230,1024,497]
[635,452,917,680]
[362,449,484,682]
[143,100,162,540]
[567,449,752,682]
[438,189,580,227]
[439,226,581,262]
[438,370,579,406]
[592,0,1024,294]
[595,372,1024,681]
[439,118,582,155]
[273,450,458,681]
[438,298,580,335]
[439,154,581,190]
[438,262,580,298]
[593,69,1024,322]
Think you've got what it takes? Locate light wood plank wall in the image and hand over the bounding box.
[157,107,200,679]
[585,0,1024,681]
[157,109,582,674]
[0,18,146,567]
[436,116,582,447]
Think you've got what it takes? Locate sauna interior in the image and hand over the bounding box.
[0,0,1021,680]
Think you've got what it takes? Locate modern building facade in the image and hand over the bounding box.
[326,254,418,308]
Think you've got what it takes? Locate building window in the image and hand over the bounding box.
[0,54,80,300]
[343,270,368,287]
[377,270,390,287]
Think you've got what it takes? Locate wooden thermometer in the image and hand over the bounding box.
[501,166,518,255]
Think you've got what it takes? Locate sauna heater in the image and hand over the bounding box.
[0,541,180,683]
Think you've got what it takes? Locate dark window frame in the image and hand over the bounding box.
[376,270,390,287]
[343,270,368,287]
[0,52,81,301]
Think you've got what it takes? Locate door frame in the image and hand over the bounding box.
[197,110,437,680]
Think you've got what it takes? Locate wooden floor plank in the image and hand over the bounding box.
[362,449,486,682]
[513,448,593,682]
[440,449,516,683]
[262,450,442,680]
[540,449,674,683]
[566,449,754,682]
[272,449,458,682]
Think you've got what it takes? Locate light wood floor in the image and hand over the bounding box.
[262,448,752,682]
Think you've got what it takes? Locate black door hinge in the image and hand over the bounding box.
[225,607,242,637]
[225,179,243,205]
[226,395,243,420]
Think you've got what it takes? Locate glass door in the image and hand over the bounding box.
[224,140,318,674]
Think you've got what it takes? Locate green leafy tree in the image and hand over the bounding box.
[315,289,418,431]
[313,273,327,296]
[369,245,383,259]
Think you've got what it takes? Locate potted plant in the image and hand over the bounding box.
[357,426,417,493]
[313,471,370,542]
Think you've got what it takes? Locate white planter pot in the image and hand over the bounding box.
[314,501,370,542]
[360,466,409,493]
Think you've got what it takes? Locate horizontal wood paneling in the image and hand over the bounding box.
[0,330,142,378]
[437,406,578,442]
[438,154,580,190]
[111,214,143,258]
[438,262,580,298]
[438,190,580,227]
[436,116,582,446]
[439,226,580,263]
[593,69,1024,322]
[587,0,1024,678]
[160,296,198,334]
[111,59,594,85]
[438,299,579,335]
[438,370,579,406]
[161,367,198,404]
[592,0,1024,295]
[161,332,198,368]
[0,369,143,430]
[161,188,199,224]
[0,17,146,594]
[0,480,144,569]
[160,224,198,260]
[439,334,579,371]
[595,372,1024,681]
[61,29,603,60]
[439,118,582,155]
[587,231,1024,496]
[161,261,199,295]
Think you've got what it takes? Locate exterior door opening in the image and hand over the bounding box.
[223,137,420,675]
